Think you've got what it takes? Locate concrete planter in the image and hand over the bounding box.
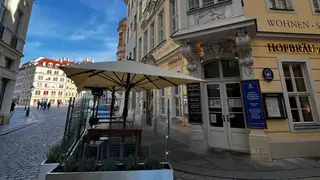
[37,160,59,180]
[45,163,173,180]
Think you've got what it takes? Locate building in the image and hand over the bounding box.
[127,0,320,160]
[13,57,94,108]
[117,18,127,61]
[0,0,34,125]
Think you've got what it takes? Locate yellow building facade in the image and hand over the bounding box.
[244,0,320,158]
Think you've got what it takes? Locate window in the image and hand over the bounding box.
[35,90,41,95]
[150,22,155,50]
[269,0,294,10]
[160,88,166,114]
[59,84,64,89]
[43,91,49,95]
[174,85,182,117]
[48,63,53,68]
[13,10,23,35]
[55,64,60,68]
[58,91,63,96]
[130,23,133,37]
[158,11,164,43]
[38,75,43,80]
[0,78,8,110]
[45,77,51,81]
[60,78,64,82]
[312,0,320,12]
[47,70,52,74]
[53,77,58,81]
[143,30,148,55]
[170,0,178,33]
[0,0,7,24]
[4,57,13,69]
[51,91,56,96]
[139,1,142,20]
[134,15,137,31]
[127,28,129,42]
[138,37,142,61]
[188,0,227,10]
[281,63,316,123]
[133,47,136,60]
[188,0,200,10]
[119,32,123,45]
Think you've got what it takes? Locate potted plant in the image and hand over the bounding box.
[45,155,173,180]
[37,144,65,180]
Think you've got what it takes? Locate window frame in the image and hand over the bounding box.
[0,0,7,24]
[13,9,23,35]
[138,37,142,61]
[266,0,295,12]
[158,10,164,44]
[171,70,183,118]
[170,0,179,34]
[150,21,155,50]
[139,0,142,20]
[310,0,320,13]
[187,0,231,11]
[159,88,166,115]
[278,59,320,131]
[143,30,148,56]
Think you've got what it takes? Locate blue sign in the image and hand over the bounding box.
[262,68,274,81]
[241,80,266,128]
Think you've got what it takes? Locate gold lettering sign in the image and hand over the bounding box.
[168,56,183,69]
[267,43,320,54]
[267,20,320,30]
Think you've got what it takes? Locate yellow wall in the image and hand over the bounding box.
[244,0,320,34]
[252,38,320,141]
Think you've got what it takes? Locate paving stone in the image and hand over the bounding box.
[181,159,211,166]
[284,158,314,169]
[296,158,320,168]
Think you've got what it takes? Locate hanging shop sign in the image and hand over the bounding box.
[187,83,202,124]
[267,43,320,54]
[241,79,266,129]
[262,68,274,81]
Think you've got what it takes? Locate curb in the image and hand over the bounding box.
[170,161,320,180]
[0,121,38,136]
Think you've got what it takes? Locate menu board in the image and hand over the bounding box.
[187,83,202,124]
[241,80,266,129]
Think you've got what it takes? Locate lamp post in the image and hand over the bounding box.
[26,85,35,117]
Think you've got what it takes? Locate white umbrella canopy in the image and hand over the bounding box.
[60,60,205,92]
[60,60,205,127]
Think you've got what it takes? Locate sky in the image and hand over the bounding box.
[22,0,126,64]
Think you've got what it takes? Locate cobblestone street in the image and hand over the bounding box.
[0,107,67,180]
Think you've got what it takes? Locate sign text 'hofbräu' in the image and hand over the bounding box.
[267,43,320,54]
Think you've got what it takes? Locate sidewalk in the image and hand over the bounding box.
[141,128,320,180]
[0,107,38,136]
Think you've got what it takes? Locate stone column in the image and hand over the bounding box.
[236,28,271,161]
[180,42,208,154]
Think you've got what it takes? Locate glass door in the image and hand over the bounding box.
[207,83,229,149]
[224,82,249,151]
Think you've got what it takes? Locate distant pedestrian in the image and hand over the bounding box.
[10,101,16,116]
[43,102,47,111]
[47,102,51,111]
[57,100,60,108]
[37,101,40,110]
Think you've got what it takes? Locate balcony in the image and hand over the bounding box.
[10,34,18,49]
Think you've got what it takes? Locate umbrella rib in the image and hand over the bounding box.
[67,70,95,78]
[132,76,148,86]
[144,75,160,89]
[101,73,125,86]
[88,70,105,77]
[97,74,122,87]
[131,74,137,82]
[158,76,177,86]
[136,78,160,86]
[121,73,125,83]
[112,72,125,85]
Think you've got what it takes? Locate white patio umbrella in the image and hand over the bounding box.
[60,60,205,127]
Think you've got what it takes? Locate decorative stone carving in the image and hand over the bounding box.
[195,9,225,25]
[180,42,200,77]
[140,54,157,66]
[236,28,254,79]
[201,41,233,58]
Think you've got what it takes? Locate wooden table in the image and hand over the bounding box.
[87,124,142,157]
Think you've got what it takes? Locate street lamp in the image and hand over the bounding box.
[26,85,35,117]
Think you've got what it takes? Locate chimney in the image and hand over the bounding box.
[68,58,70,62]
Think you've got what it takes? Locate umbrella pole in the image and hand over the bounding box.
[109,87,116,125]
[122,73,131,129]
